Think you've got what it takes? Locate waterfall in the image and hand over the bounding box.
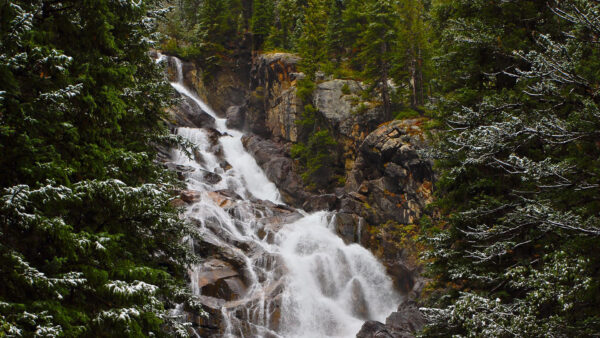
[159,54,401,337]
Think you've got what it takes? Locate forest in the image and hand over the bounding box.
[2,0,600,336]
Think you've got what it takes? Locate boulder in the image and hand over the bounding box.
[356,321,395,338]
[168,94,216,129]
[385,300,426,335]
[357,300,426,338]
[226,105,246,130]
[302,194,338,212]
[180,190,202,204]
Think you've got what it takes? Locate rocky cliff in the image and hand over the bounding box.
[165,52,433,337]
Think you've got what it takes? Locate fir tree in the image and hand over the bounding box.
[297,0,328,78]
[355,0,399,120]
[422,1,600,335]
[251,0,274,49]
[0,1,197,335]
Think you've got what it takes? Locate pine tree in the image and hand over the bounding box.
[325,0,344,63]
[297,0,328,78]
[0,1,197,335]
[422,1,600,335]
[266,0,304,50]
[396,0,430,108]
[355,0,399,120]
[251,0,274,49]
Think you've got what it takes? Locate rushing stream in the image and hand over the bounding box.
[159,54,401,337]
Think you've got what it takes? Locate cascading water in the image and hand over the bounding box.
[159,54,401,337]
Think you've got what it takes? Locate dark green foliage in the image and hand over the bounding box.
[0,1,195,335]
[422,0,600,335]
[297,0,328,78]
[251,0,274,49]
[291,129,338,190]
[161,0,244,70]
[354,0,398,120]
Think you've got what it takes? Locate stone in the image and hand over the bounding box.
[334,213,361,244]
[200,169,222,185]
[302,194,338,212]
[385,300,426,335]
[180,190,202,204]
[356,321,395,338]
[226,105,246,130]
[350,279,370,319]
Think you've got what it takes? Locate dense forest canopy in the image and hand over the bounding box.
[2,0,600,336]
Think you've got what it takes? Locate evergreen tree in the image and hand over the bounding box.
[297,0,328,78]
[0,1,197,335]
[355,0,399,120]
[396,0,430,108]
[266,0,304,50]
[422,1,600,335]
[325,0,344,62]
[251,0,274,49]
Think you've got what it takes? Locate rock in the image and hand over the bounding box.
[350,279,370,319]
[200,169,222,185]
[385,300,426,335]
[356,321,395,338]
[170,198,186,208]
[357,300,426,338]
[333,213,363,244]
[248,52,302,138]
[242,134,311,207]
[180,190,202,204]
[164,163,195,180]
[302,194,338,212]
[313,79,361,123]
[226,105,246,129]
[206,191,236,209]
[168,94,216,129]
[196,259,247,301]
[387,261,416,295]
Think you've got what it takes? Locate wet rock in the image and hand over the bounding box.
[333,213,363,244]
[199,169,222,185]
[164,162,195,180]
[302,194,338,212]
[385,300,426,335]
[196,259,247,301]
[356,321,395,338]
[168,94,216,129]
[180,190,202,204]
[248,53,302,138]
[387,262,416,295]
[226,105,246,130]
[206,191,236,209]
[170,198,186,208]
[242,134,310,207]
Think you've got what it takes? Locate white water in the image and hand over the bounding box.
[159,54,400,337]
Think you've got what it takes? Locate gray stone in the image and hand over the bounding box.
[226,105,246,129]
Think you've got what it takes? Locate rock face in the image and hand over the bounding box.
[247,53,303,139]
[343,119,434,226]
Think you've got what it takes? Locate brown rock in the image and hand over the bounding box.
[181,190,202,204]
